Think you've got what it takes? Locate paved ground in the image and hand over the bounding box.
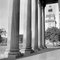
[0,46,8,59]
[0,46,60,60]
[0,48,60,60]
[17,49,60,60]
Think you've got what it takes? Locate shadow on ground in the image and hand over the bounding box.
[1,48,60,60]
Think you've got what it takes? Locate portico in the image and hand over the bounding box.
[8,0,60,58]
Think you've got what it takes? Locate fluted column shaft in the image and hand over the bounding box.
[34,0,38,51]
[39,1,43,49]
[8,0,21,57]
[58,0,60,29]
[42,6,47,48]
[58,0,60,11]
[25,0,32,54]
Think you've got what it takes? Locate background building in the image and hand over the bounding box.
[45,3,59,30]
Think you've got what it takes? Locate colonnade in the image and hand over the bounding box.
[8,0,47,58]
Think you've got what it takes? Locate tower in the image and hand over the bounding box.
[45,4,57,31]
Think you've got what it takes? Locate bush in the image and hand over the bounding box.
[0,35,2,43]
[45,27,60,42]
[0,28,6,43]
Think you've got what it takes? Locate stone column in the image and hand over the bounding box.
[58,0,60,11]
[25,0,32,54]
[34,0,38,51]
[8,0,21,57]
[42,5,47,48]
[39,1,43,49]
[58,0,60,28]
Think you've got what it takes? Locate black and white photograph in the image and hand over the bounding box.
[0,0,60,60]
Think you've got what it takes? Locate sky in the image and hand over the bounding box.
[0,0,8,31]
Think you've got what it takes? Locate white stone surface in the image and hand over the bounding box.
[45,3,59,30]
[17,49,60,60]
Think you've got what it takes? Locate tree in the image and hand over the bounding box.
[45,27,60,43]
[0,28,6,43]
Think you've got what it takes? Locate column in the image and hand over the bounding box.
[39,1,43,49]
[8,0,21,57]
[58,0,60,11]
[42,5,47,48]
[34,0,38,51]
[58,0,60,28]
[25,0,32,54]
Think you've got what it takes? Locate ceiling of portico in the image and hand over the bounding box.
[45,0,58,4]
[40,0,58,5]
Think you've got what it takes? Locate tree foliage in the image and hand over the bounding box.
[45,27,60,42]
[0,28,6,43]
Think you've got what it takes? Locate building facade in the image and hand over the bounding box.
[45,3,59,30]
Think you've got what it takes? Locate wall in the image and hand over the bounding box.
[45,3,59,30]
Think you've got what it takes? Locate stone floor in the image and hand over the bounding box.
[17,49,60,60]
[1,48,60,60]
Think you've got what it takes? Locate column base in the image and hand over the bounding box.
[25,48,34,55]
[39,45,45,50]
[34,48,39,52]
[8,51,23,58]
[39,45,47,50]
[43,45,47,49]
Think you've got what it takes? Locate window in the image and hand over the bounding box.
[48,9,53,12]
